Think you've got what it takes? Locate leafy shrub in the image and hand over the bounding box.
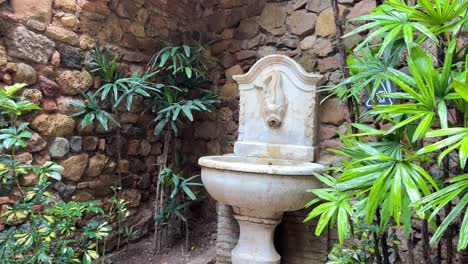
[0,84,119,263]
[307,0,468,262]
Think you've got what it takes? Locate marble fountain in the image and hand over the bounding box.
[198,54,325,264]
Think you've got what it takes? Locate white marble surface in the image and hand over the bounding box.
[233,54,323,162]
[198,54,324,264]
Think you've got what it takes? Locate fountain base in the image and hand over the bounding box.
[232,214,282,264]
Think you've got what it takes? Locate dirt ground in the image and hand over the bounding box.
[105,219,217,264]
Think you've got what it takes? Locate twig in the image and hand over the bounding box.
[330,0,357,132]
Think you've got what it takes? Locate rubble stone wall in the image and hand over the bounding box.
[0,0,206,247]
[0,0,428,263]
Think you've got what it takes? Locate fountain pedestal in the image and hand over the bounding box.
[232,214,281,264]
[199,55,324,264]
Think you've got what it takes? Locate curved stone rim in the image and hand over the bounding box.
[232,54,323,88]
[198,155,324,175]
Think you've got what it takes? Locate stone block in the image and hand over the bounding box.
[5,26,54,64]
[10,0,53,22]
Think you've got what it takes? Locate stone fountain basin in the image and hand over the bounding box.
[199,155,324,218]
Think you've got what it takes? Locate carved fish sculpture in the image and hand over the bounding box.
[255,71,287,128]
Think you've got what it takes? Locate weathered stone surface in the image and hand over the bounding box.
[50,50,60,67]
[79,34,94,49]
[26,133,47,152]
[219,83,239,99]
[236,50,258,61]
[120,189,141,208]
[318,54,340,73]
[71,190,93,202]
[129,23,145,38]
[348,0,376,19]
[41,99,57,112]
[140,139,151,156]
[277,35,299,49]
[217,107,233,124]
[56,70,93,95]
[53,181,76,199]
[83,136,99,151]
[33,150,51,165]
[136,8,149,23]
[300,36,316,50]
[119,159,129,173]
[56,96,82,115]
[236,18,259,39]
[10,0,53,22]
[5,25,55,64]
[315,6,345,37]
[60,14,79,28]
[98,14,123,43]
[127,139,139,156]
[207,8,247,33]
[21,89,42,104]
[306,0,331,13]
[19,173,37,186]
[86,153,108,177]
[258,46,277,58]
[0,45,6,66]
[120,113,139,123]
[116,1,139,18]
[319,97,346,125]
[320,125,338,140]
[14,152,33,164]
[13,63,37,85]
[60,154,88,182]
[286,10,317,36]
[45,25,79,46]
[129,158,146,173]
[222,28,235,40]
[297,51,318,72]
[150,143,162,155]
[69,136,82,152]
[292,0,307,10]
[2,73,13,85]
[321,138,345,148]
[56,43,82,68]
[37,75,59,97]
[49,137,70,158]
[77,181,99,189]
[194,121,219,140]
[54,0,76,11]
[300,36,333,56]
[225,65,243,82]
[258,3,287,35]
[25,19,48,31]
[31,114,75,137]
[80,0,110,15]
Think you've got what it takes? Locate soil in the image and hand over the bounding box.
[105,218,217,264]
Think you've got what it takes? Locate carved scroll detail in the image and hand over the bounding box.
[254,71,287,128]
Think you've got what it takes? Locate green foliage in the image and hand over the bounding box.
[146,45,219,135]
[151,87,218,135]
[71,92,120,131]
[0,84,41,119]
[85,42,122,82]
[0,84,121,263]
[304,173,354,245]
[154,167,202,223]
[307,0,468,258]
[77,45,163,132]
[0,122,31,150]
[149,44,208,78]
[326,223,379,264]
[418,174,468,250]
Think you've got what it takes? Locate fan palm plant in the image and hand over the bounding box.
[306,0,468,261]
